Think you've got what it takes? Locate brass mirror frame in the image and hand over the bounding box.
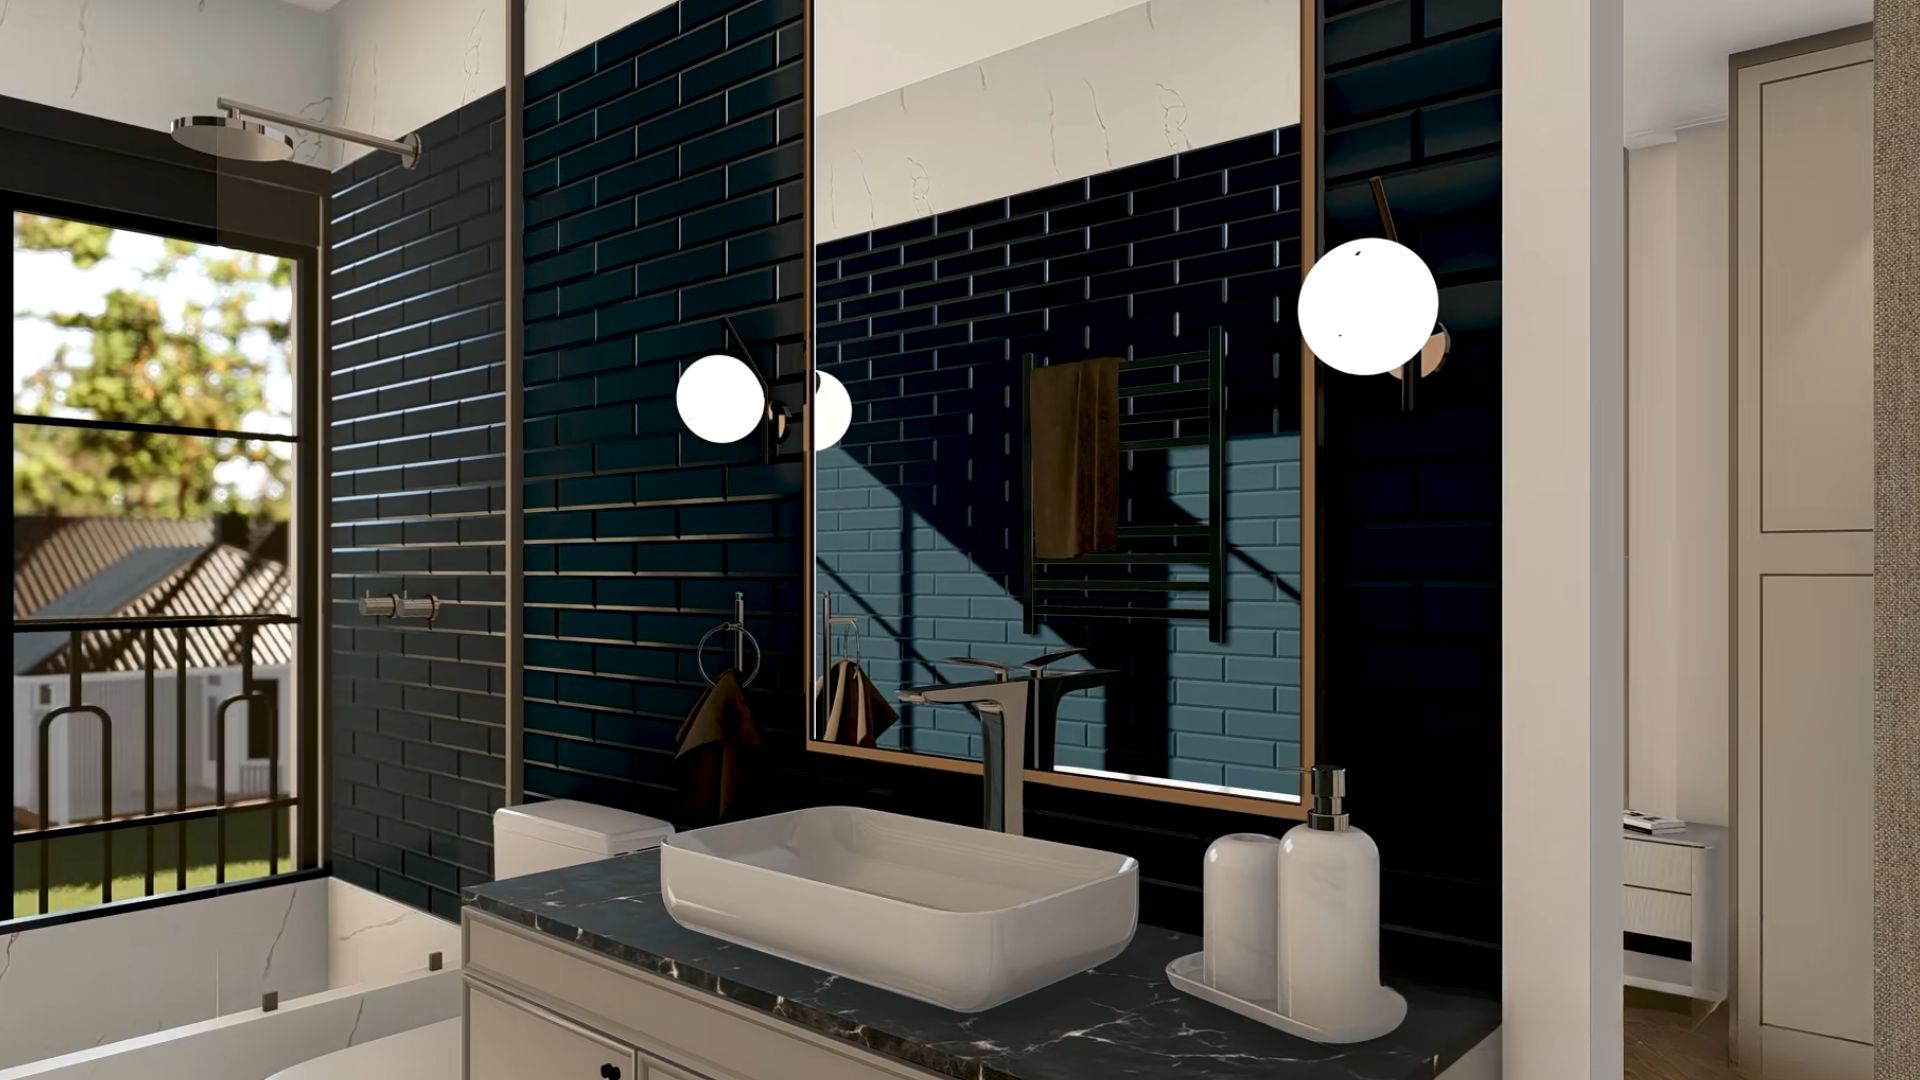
[798,0,1322,820]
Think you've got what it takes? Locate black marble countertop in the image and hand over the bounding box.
[465,851,1498,1080]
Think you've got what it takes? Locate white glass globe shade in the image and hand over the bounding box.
[1297,238,1439,377]
[676,354,766,443]
[814,370,853,451]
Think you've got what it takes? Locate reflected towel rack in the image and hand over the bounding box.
[819,592,861,695]
[1021,327,1228,644]
[696,592,761,688]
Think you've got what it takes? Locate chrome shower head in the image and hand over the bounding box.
[170,114,295,163]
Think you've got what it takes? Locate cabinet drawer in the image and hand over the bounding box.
[466,913,935,1080]
[1623,839,1692,893]
[467,981,637,1080]
[1623,885,1692,941]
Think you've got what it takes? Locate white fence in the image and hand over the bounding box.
[11,666,292,826]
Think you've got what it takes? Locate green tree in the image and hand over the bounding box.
[12,213,295,520]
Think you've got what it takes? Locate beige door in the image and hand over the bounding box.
[1733,35,1875,1080]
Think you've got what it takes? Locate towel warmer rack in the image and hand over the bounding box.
[1021,326,1228,644]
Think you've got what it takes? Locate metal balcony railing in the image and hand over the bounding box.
[8,613,305,920]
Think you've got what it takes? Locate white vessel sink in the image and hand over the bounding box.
[659,806,1138,1012]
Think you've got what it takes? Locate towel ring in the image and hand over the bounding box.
[697,621,761,688]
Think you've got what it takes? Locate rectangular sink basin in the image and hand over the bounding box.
[660,806,1138,1012]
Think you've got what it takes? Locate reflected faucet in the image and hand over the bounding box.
[899,649,1119,835]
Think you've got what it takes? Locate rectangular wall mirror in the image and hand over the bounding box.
[804,0,1316,816]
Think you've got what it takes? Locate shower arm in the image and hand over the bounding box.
[216,97,423,169]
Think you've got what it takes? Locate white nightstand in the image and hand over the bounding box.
[1622,824,1727,1002]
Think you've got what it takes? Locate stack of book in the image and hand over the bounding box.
[1623,809,1687,835]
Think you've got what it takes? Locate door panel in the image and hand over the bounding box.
[1757,575,1874,1042]
[1733,34,1876,1071]
[1757,62,1875,534]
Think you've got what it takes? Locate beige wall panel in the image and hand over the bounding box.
[1624,122,1733,828]
[1628,142,1682,819]
[1671,121,1733,827]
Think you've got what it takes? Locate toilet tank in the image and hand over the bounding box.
[493,800,675,878]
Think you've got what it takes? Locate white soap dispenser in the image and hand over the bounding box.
[1274,765,1406,1042]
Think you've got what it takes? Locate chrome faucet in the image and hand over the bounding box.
[899,649,1119,835]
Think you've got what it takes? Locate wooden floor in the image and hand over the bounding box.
[1624,990,1754,1080]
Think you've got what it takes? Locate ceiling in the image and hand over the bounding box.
[1624,0,1873,146]
[270,0,1873,141]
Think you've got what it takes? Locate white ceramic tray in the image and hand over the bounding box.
[1166,952,1408,1045]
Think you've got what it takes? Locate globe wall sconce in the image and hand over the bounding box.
[1297,177,1451,411]
[674,319,851,456]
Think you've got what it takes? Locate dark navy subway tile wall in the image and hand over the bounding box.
[517,0,806,819]
[813,127,1305,791]
[328,95,509,919]
[1320,0,1503,970]
[325,0,1500,988]
[327,0,803,916]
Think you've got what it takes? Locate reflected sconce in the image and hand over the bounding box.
[675,318,795,458]
[813,370,852,451]
[1297,177,1451,411]
[673,319,856,454]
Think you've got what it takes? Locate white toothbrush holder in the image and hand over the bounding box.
[1202,832,1282,1006]
[1178,770,1407,1045]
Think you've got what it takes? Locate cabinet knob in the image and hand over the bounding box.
[599,1066,621,1080]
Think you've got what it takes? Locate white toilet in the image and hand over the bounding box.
[269,801,674,1080]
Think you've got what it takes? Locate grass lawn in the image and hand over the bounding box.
[11,807,291,918]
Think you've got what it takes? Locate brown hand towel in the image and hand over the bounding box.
[674,669,764,823]
[816,659,899,747]
[1029,356,1120,559]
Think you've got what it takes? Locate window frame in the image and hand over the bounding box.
[5,175,327,928]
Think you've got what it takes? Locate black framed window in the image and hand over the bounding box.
[9,204,309,921]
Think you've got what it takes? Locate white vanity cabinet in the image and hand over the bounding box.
[461,910,943,1080]
[467,982,637,1080]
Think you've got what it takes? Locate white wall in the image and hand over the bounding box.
[814,0,1145,116]
[0,0,333,160]
[815,0,1299,242]
[1626,121,1732,827]
[0,878,329,1069]
[325,0,677,166]
[1503,0,1626,1073]
[0,0,684,167]
[1623,0,1874,147]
